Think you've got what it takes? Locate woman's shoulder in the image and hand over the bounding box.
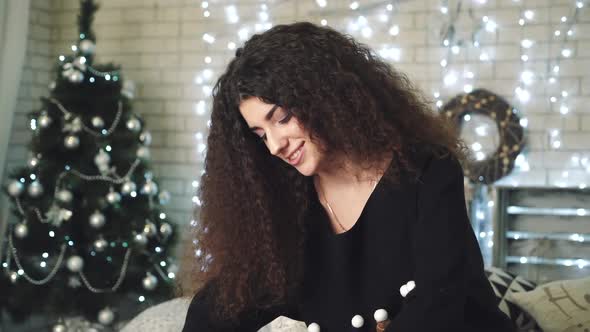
[404,142,462,182]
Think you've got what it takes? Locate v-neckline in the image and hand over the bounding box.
[314,151,395,238]
[328,178,382,237]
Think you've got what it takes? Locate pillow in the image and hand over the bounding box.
[508,276,590,332]
[121,297,190,332]
[484,267,539,331]
[259,316,307,332]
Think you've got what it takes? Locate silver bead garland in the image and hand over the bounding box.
[152,261,175,281]
[9,233,67,285]
[87,65,119,78]
[48,97,123,138]
[9,231,133,293]
[78,249,132,293]
[15,159,140,224]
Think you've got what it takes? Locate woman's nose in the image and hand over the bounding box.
[266,131,287,156]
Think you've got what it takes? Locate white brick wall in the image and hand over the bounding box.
[4,0,590,228]
[3,0,56,178]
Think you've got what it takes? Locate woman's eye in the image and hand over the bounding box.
[252,110,291,141]
[278,112,292,124]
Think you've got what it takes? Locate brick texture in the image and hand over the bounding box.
[4,0,590,229]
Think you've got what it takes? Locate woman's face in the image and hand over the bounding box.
[239,97,324,176]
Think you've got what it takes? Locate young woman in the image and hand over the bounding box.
[180,22,515,332]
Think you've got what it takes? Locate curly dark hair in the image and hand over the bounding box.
[178,21,468,323]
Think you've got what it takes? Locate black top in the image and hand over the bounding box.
[182,145,516,332]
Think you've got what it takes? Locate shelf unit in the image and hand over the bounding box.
[492,186,590,284]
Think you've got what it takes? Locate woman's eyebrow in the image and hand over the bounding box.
[249,104,279,131]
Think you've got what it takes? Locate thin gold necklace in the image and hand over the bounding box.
[316,179,378,232]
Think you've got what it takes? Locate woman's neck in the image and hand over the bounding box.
[313,153,392,193]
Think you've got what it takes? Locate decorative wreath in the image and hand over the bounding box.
[441,88,526,184]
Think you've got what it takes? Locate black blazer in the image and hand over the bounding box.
[183,144,516,331]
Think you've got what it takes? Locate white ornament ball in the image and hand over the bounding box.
[143,222,157,237]
[94,149,111,168]
[97,307,115,325]
[9,271,19,283]
[351,315,364,328]
[73,56,87,72]
[141,180,158,196]
[28,156,39,168]
[64,135,80,149]
[62,62,74,73]
[27,181,44,197]
[158,191,171,205]
[38,113,53,128]
[79,39,96,55]
[7,180,24,197]
[139,131,152,146]
[52,323,66,332]
[57,189,73,203]
[307,322,320,332]
[48,81,57,91]
[374,309,389,322]
[68,70,84,84]
[106,191,121,204]
[121,180,137,195]
[136,146,150,159]
[142,273,158,291]
[15,223,28,238]
[126,118,141,132]
[122,80,136,99]
[94,238,108,252]
[66,255,84,272]
[69,117,83,133]
[134,232,148,246]
[91,116,105,129]
[89,210,106,228]
[159,222,172,237]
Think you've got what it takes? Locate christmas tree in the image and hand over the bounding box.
[1,1,177,330]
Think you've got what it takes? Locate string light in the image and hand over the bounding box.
[185,1,589,265]
[202,33,215,44]
[225,5,239,23]
[388,25,399,36]
[520,39,533,48]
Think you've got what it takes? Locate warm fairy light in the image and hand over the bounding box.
[225,5,239,23]
[443,72,457,86]
[520,39,533,48]
[520,71,534,85]
[389,25,399,36]
[316,0,327,7]
[202,33,215,44]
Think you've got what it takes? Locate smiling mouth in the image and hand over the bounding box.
[287,143,304,162]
